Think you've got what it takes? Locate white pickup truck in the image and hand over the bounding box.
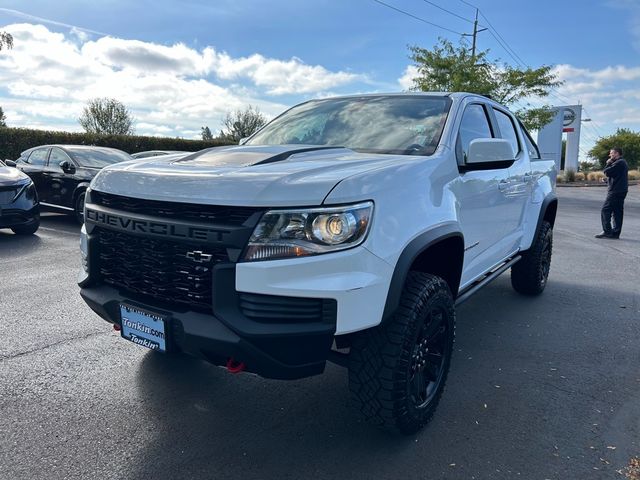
[79,93,557,434]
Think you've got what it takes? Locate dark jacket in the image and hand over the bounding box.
[603,158,628,194]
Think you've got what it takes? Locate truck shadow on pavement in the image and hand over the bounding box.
[123,276,639,480]
[129,351,414,480]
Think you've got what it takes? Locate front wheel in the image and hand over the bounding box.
[348,272,455,435]
[511,220,553,295]
[11,217,40,235]
[74,191,86,224]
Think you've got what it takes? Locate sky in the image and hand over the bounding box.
[1,0,639,161]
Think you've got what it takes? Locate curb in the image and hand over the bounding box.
[557,181,639,188]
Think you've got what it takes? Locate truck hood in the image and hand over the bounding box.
[91,145,411,206]
[0,165,30,187]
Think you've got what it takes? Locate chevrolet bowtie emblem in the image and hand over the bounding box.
[186,250,213,263]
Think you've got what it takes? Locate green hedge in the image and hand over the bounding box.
[0,127,234,160]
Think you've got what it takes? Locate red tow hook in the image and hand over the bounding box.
[226,357,246,374]
[113,323,121,332]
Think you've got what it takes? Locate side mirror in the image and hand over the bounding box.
[5,159,16,167]
[466,139,515,165]
[60,160,76,174]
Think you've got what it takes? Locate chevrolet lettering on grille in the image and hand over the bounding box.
[85,208,231,243]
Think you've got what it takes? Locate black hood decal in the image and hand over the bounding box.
[172,145,346,168]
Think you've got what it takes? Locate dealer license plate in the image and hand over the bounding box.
[119,304,167,352]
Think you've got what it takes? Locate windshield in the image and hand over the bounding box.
[67,148,132,168]
[246,95,451,156]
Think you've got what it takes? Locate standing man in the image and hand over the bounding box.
[595,147,628,239]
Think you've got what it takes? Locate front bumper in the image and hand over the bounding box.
[0,208,39,228]
[80,265,338,380]
[0,183,39,229]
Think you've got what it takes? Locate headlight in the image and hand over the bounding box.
[242,201,374,261]
[15,180,36,201]
[24,182,37,201]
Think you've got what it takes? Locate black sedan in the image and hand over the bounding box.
[0,160,40,235]
[8,145,132,223]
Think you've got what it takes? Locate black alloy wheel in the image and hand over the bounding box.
[408,307,450,411]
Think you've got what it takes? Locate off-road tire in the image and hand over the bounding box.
[511,220,553,295]
[74,191,86,225]
[348,272,455,435]
[11,218,40,235]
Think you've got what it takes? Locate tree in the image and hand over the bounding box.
[408,38,562,130]
[201,126,214,141]
[0,107,6,128]
[78,98,135,135]
[588,128,640,169]
[220,105,267,143]
[0,32,13,50]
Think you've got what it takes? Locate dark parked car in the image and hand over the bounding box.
[131,150,187,159]
[0,160,40,235]
[9,145,132,223]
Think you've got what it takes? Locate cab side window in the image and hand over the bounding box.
[457,104,493,164]
[521,124,541,159]
[49,148,72,169]
[27,148,49,167]
[493,108,520,156]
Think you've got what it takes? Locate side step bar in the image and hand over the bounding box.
[455,255,521,306]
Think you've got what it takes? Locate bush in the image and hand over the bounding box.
[556,174,564,184]
[0,127,234,160]
[564,169,576,182]
[587,172,605,182]
[574,172,586,182]
[628,169,640,181]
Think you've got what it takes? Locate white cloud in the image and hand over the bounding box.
[210,52,364,95]
[82,37,215,76]
[398,65,418,91]
[69,27,89,43]
[0,23,365,137]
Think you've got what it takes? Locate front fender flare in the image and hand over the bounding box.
[381,223,464,323]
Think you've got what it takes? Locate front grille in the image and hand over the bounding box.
[239,292,337,324]
[91,191,261,226]
[0,187,17,205]
[97,228,228,311]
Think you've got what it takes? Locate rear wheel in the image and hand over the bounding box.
[511,220,553,295]
[74,191,86,224]
[348,272,455,435]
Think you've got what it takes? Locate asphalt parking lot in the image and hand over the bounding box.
[1,186,638,480]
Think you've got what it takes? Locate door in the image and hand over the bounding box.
[492,108,531,251]
[452,102,515,288]
[44,147,78,208]
[17,147,50,200]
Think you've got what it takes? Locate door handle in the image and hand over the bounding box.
[498,180,509,191]
[523,173,532,183]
